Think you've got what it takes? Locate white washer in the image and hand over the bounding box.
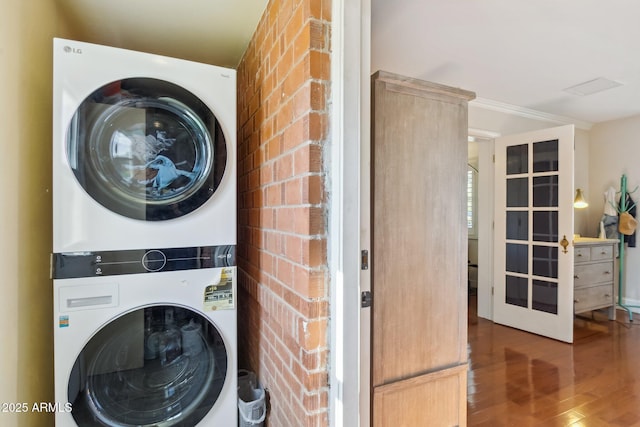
[53,38,236,253]
[53,265,237,426]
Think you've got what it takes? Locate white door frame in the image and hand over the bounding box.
[469,129,500,321]
[328,0,371,426]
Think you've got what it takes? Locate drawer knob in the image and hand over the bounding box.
[604,294,611,298]
[574,275,579,279]
[574,299,580,303]
[604,271,611,275]
[601,251,607,255]
[577,253,583,257]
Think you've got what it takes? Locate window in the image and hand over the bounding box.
[467,165,478,237]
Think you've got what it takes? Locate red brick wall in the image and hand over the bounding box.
[236,0,331,425]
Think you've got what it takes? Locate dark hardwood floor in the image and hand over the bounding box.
[468,296,640,426]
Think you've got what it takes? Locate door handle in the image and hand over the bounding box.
[560,235,569,254]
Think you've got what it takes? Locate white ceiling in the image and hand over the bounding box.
[57,0,640,125]
[56,0,268,68]
[372,0,640,125]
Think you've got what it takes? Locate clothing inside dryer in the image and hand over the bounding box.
[69,305,228,426]
[67,78,228,221]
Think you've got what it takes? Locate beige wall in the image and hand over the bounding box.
[573,128,591,236]
[1,2,70,426]
[0,4,20,419]
[589,115,640,305]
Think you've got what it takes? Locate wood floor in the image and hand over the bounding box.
[467,298,640,426]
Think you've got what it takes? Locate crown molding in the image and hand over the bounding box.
[468,128,501,140]
[470,97,593,131]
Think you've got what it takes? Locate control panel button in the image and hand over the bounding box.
[142,250,167,272]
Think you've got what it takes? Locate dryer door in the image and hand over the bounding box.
[67,78,227,221]
[69,305,228,426]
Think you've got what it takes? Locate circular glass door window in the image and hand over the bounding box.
[67,78,228,221]
[68,306,228,426]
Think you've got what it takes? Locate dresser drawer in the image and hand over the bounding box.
[574,284,614,313]
[574,262,614,287]
[590,245,614,261]
[574,247,590,262]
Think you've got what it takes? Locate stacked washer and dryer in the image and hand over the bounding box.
[52,38,237,426]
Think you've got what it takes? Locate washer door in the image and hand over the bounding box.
[69,306,228,426]
[67,78,227,221]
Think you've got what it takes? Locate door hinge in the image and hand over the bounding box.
[361,250,369,270]
[491,286,494,296]
[361,291,372,308]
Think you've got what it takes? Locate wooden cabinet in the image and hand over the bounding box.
[371,71,474,426]
[573,238,617,319]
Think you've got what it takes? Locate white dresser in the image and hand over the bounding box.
[573,238,618,319]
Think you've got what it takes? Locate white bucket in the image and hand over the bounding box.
[238,370,266,427]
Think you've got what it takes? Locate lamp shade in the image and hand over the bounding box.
[574,188,588,208]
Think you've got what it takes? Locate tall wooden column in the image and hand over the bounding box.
[371,71,475,426]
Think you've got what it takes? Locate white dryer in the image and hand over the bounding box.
[53,259,237,426]
[53,38,236,252]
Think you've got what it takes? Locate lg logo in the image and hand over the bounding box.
[63,45,82,54]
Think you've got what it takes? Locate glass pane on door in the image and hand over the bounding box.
[533,139,559,172]
[533,211,558,242]
[532,280,558,314]
[507,144,528,175]
[506,243,528,274]
[507,178,528,207]
[506,276,528,308]
[506,212,528,241]
[532,245,558,278]
[533,176,558,207]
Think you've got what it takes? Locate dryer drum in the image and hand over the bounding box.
[68,305,228,426]
[67,78,228,221]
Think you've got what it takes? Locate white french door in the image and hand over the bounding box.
[493,125,575,343]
